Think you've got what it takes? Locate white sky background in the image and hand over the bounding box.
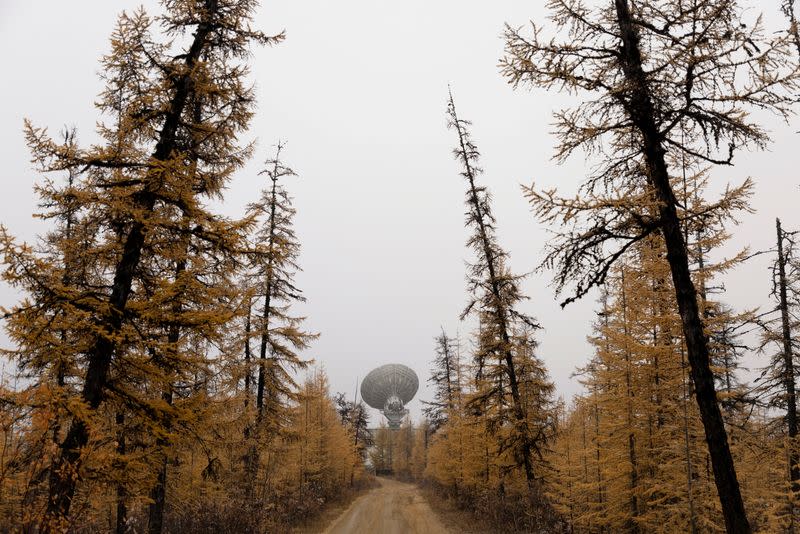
[0,1,798,425]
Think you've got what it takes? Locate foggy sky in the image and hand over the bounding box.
[1,1,798,424]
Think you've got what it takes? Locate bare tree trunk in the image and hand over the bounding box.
[147,455,169,534]
[613,1,749,531]
[115,412,127,534]
[256,164,280,421]
[148,286,183,533]
[245,298,253,415]
[620,269,640,533]
[777,218,799,525]
[679,343,698,534]
[593,398,605,534]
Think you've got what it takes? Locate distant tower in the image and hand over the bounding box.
[360,364,419,429]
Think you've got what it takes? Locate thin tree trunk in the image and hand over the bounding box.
[620,268,640,532]
[581,412,589,516]
[147,456,169,534]
[250,157,281,504]
[565,428,575,533]
[613,2,749,531]
[245,298,253,414]
[243,298,258,498]
[256,163,280,421]
[442,331,455,411]
[777,218,799,523]
[115,412,127,534]
[147,374,175,534]
[681,214,697,534]
[681,342,698,534]
[148,256,185,534]
[594,399,605,534]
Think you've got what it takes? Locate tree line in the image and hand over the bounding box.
[0,1,370,532]
[418,1,800,533]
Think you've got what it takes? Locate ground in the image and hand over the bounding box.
[319,477,452,534]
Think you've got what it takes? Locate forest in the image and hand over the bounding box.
[1,0,800,533]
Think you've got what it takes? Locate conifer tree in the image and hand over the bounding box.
[243,143,316,491]
[754,218,800,527]
[1,1,282,528]
[334,393,373,486]
[502,2,799,530]
[248,143,314,421]
[334,393,373,461]
[370,423,392,474]
[423,329,461,434]
[393,416,415,479]
[411,419,430,480]
[0,128,101,527]
[223,368,365,529]
[447,90,558,523]
[547,212,777,531]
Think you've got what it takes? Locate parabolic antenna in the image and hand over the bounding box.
[360,364,419,429]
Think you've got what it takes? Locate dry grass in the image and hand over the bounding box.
[420,484,501,534]
[290,476,380,534]
[420,481,562,534]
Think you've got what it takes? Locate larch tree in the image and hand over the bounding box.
[422,329,462,434]
[551,232,759,532]
[513,323,556,476]
[583,254,702,532]
[501,1,799,531]
[369,422,392,474]
[447,90,558,523]
[1,0,283,529]
[250,369,365,529]
[244,142,316,484]
[392,416,415,479]
[0,128,101,527]
[410,418,430,481]
[581,274,646,534]
[334,392,373,486]
[755,218,800,527]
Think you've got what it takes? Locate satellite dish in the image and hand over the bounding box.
[360,364,419,429]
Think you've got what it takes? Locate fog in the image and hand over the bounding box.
[1,0,797,424]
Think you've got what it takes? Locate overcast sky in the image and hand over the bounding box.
[1,1,798,424]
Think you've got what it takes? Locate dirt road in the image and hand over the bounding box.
[321,477,451,534]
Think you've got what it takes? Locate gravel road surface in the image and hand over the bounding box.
[321,477,451,534]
